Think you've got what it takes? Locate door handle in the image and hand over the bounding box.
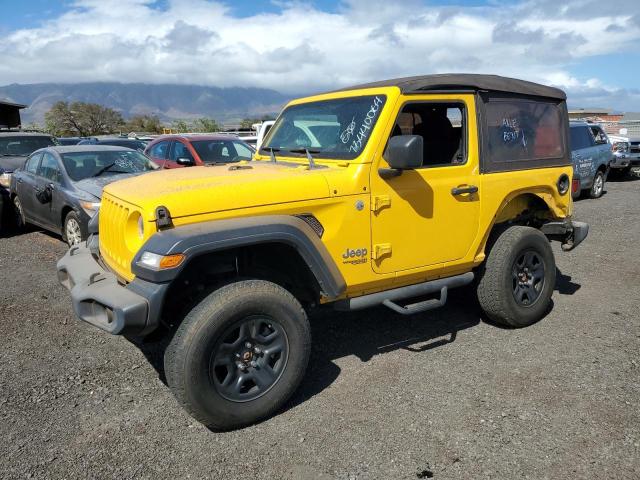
[451,185,478,195]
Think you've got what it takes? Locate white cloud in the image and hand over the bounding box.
[1,0,640,108]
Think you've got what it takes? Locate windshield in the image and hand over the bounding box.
[262,95,386,159]
[61,150,158,181]
[190,140,254,164]
[0,136,55,156]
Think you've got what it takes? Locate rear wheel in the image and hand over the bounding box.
[477,226,556,328]
[13,196,26,229]
[164,279,311,430]
[590,171,605,198]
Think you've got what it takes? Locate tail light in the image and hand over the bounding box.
[571,179,580,193]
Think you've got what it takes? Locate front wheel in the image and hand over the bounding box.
[477,226,556,328]
[590,171,605,198]
[164,280,311,430]
[63,211,84,246]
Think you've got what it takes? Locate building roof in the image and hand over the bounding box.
[334,73,566,100]
[620,112,640,122]
[0,100,27,109]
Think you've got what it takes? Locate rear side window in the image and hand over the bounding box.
[485,98,564,166]
[569,126,594,151]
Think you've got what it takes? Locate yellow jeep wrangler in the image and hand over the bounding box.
[57,74,588,430]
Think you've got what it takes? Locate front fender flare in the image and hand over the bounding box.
[131,215,346,299]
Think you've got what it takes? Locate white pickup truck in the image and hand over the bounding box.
[607,133,636,174]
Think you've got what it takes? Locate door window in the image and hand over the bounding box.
[25,153,42,174]
[170,141,194,162]
[569,126,594,151]
[38,153,62,183]
[149,141,170,159]
[590,126,608,145]
[389,102,466,167]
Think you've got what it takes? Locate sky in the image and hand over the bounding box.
[1,0,640,110]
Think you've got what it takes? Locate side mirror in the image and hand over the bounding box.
[36,184,53,204]
[176,157,194,166]
[380,135,423,178]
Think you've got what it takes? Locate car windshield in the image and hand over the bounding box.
[190,140,254,164]
[61,150,158,181]
[261,95,386,159]
[0,136,56,156]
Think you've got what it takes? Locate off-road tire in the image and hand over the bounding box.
[62,211,84,246]
[589,171,605,199]
[164,279,311,431]
[477,226,556,328]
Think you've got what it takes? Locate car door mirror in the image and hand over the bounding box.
[379,135,423,178]
[176,157,194,166]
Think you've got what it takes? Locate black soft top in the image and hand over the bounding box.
[334,73,566,100]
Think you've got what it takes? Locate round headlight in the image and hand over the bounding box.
[125,211,144,252]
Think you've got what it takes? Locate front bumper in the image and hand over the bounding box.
[610,154,630,168]
[540,219,589,251]
[57,241,166,335]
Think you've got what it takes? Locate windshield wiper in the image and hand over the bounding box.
[0,153,26,157]
[92,162,116,177]
[288,148,320,169]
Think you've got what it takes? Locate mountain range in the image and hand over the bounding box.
[0,82,293,126]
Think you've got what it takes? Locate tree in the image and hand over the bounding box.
[44,101,124,136]
[191,117,220,132]
[170,119,190,133]
[124,114,164,134]
[239,115,276,129]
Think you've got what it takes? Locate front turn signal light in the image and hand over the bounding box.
[138,252,185,270]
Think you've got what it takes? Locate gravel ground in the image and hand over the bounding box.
[1,173,639,480]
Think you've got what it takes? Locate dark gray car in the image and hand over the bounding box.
[0,132,57,229]
[10,145,157,246]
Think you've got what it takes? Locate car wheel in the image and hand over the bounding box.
[477,226,556,328]
[590,171,605,198]
[164,279,311,431]
[63,211,84,246]
[13,195,27,229]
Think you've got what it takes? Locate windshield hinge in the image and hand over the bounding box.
[155,205,173,230]
[371,195,391,213]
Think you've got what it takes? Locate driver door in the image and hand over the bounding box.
[31,152,63,228]
[370,95,481,274]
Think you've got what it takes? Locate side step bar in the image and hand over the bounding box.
[334,272,474,315]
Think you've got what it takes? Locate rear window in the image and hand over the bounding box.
[569,126,595,151]
[485,99,564,164]
[0,136,55,156]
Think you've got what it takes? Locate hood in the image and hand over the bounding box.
[74,172,140,199]
[0,155,27,173]
[104,161,333,218]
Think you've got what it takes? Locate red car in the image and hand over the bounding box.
[144,134,255,168]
